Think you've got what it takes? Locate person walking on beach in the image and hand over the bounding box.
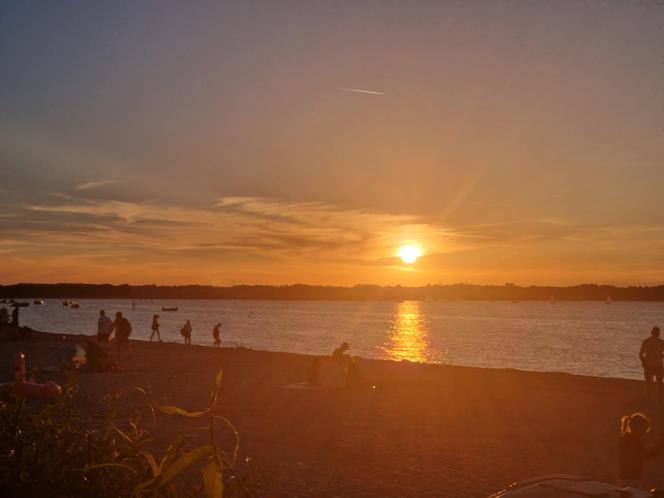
[180,320,192,345]
[212,322,221,347]
[113,311,132,358]
[639,326,664,402]
[618,412,662,487]
[149,314,161,342]
[97,310,113,344]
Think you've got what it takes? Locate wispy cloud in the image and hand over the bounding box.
[341,87,385,96]
[75,180,122,191]
[5,193,664,285]
[19,196,448,259]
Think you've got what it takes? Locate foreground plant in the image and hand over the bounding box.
[0,368,261,497]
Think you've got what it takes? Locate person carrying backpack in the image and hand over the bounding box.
[180,320,192,345]
[114,311,132,358]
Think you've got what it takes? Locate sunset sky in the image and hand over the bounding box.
[1,1,663,286]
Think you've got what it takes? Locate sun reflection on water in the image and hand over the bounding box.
[383,300,431,363]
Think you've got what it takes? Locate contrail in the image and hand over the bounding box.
[75,180,122,191]
[342,87,385,96]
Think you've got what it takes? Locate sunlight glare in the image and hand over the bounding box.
[383,300,430,363]
[398,245,422,264]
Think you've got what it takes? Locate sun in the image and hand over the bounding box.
[398,245,422,264]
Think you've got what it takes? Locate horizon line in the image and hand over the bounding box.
[2,282,663,289]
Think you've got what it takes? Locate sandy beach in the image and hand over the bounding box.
[2,331,664,497]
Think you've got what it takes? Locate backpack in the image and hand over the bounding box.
[117,317,132,339]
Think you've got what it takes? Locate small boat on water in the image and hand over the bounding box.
[161,306,178,312]
[62,300,70,307]
[33,299,44,305]
[69,301,80,309]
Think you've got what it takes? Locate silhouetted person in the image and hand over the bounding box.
[150,314,161,342]
[113,311,132,358]
[181,320,192,345]
[212,322,221,347]
[0,307,8,325]
[618,412,662,487]
[11,306,19,327]
[332,342,350,361]
[332,342,362,388]
[97,310,113,344]
[640,326,664,402]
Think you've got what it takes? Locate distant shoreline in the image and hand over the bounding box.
[2,282,664,301]
[6,327,647,382]
[14,327,647,384]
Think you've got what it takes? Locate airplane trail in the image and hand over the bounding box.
[341,87,385,96]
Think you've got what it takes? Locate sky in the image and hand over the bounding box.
[1,1,663,286]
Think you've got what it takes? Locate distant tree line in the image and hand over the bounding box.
[1,283,664,301]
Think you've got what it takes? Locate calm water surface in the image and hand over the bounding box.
[13,299,664,380]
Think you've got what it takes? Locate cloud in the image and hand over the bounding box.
[341,87,385,96]
[17,196,448,261]
[5,193,664,285]
[74,180,123,191]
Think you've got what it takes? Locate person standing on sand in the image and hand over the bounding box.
[212,322,221,347]
[640,326,664,402]
[11,306,19,327]
[113,311,132,358]
[181,320,192,345]
[149,314,161,342]
[97,310,113,344]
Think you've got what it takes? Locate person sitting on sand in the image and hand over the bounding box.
[332,342,351,362]
[180,320,192,345]
[618,412,662,487]
[331,342,363,388]
[150,314,161,342]
[639,326,664,402]
[113,311,132,358]
[97,310,113,344]
[212,322,221,347]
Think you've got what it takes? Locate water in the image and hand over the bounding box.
[10,299,664,380]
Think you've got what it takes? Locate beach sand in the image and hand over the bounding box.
[2,331,664,497]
